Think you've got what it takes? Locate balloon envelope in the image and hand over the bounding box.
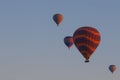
[109,65,116,73]
[73,26,101,62]
[64,36,74,49]
[53,13,63,26]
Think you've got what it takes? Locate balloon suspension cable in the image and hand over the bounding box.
[68,48,70,50]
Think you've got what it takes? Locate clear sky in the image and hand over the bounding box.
[0,0,120,80]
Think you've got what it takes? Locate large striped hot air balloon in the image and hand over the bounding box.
[53,13,63,26]
[73,26,101,63]
[109,65,116,73]
[64,36,74,49]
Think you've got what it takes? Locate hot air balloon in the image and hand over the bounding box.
[73,26,101,63]
[64,36,74,49]
[109,65,116,73]
[53,13,63,26]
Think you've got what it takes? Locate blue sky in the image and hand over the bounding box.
[0,0,120,80]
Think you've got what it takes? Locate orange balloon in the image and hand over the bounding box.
[73,26,101,63]
[109,65,116,73]
[53,13,63,26]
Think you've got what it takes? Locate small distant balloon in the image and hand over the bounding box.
[53,13,63,26]
[73,26,101,63]
[109,65,116,73]
[64,36,74,49]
